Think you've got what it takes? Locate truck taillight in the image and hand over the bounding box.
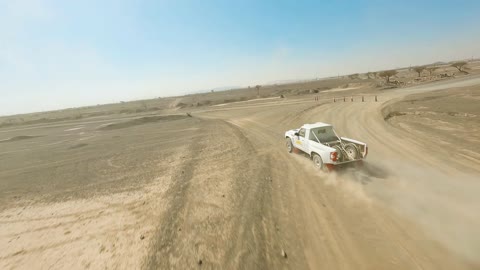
[330,152,338,161]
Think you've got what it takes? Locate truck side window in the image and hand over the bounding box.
[299,128,306,138]
[309,130,319,142]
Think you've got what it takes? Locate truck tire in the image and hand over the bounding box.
[286,138,293,153]
[312,154,324,170]
[344,143,360,160]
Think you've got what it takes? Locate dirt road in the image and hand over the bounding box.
[1,76,479,269]
[190,75,480,269]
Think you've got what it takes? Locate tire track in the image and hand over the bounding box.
[143,118,281,269]
[144,120,207,269]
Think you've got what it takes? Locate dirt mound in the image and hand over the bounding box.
[383,111,406,121]
[175,102,189,108]
[0,135,41,143]
[69,143,88,149]
[99,115,187,130]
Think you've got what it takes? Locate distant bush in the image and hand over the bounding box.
[451,61,468,73]
[426,66,438,76]
[255,85,261,96]
[378,70,398,83]
[348,73,359,80]
[413,66,426,77]
[296,90,311,95]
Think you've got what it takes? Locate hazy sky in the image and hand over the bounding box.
[1,0,480,115]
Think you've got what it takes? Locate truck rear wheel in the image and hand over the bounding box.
[286,138,293,153]
[312,154,324,170]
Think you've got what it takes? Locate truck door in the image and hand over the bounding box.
[295,128,307,152]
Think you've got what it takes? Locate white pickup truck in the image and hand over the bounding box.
[285,122,367,170]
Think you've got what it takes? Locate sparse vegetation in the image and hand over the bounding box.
[348,73,359,80]
[451,61,468,73]
[426,66,438,76]
[255,85,261,96]
[378,70,398,83]
[413,66,426,77]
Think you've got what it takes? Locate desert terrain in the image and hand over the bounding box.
[1,61,480,269]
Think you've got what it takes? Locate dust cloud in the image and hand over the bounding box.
[291,153,372,203]
[292,152,480,264]
[360,160,480,264]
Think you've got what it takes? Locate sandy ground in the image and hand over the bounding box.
[1,75,480,269]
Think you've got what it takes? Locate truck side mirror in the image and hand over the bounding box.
[294,132,299,136]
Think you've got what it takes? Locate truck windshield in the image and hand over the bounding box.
[310,127,339,143]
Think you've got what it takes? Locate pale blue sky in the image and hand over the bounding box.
[1,0,479,115]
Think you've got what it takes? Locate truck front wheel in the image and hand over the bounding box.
[286,138,293,153]
[312,154,324,170]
